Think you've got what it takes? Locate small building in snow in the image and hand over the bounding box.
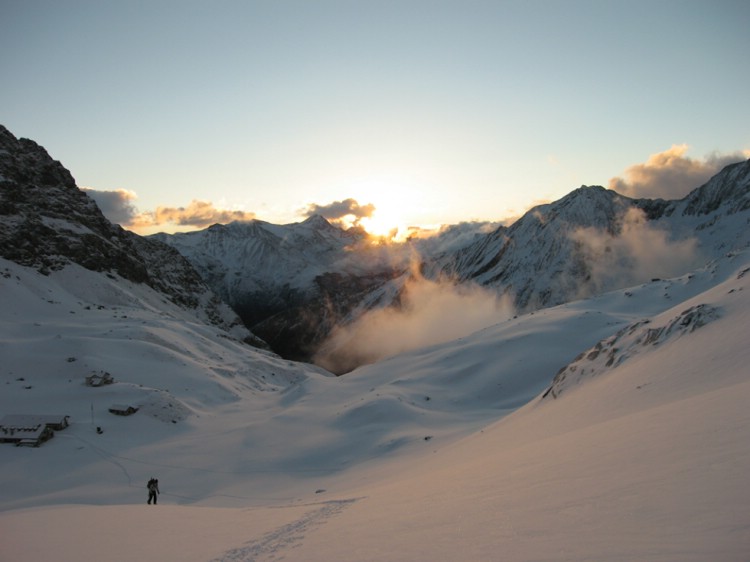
[0,414,70,447]
[85,371,114,387]
[108,404,139,416]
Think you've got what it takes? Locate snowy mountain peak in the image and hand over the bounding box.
[529,185,630,232]
[300,213,334,229]
[155,156,750,366]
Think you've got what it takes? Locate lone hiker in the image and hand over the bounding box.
[147,477,160,505]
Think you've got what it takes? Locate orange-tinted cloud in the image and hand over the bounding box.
[303,198,375,227]
[83,188,256,232]
[133,200,256,229]
[609,145,749,200]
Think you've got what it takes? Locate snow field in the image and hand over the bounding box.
[1,251,749,560]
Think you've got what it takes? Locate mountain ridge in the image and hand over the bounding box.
[2,123,748,372]
[154,159,750,367]
[0,125,260,344]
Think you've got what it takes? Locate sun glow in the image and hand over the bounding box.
[358,214,403,241]
[345,175,424,242]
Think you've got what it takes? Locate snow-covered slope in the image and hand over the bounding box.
[291,254,750,562]
[2,247,749,560]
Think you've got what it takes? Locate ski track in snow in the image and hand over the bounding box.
[211,498,362,562]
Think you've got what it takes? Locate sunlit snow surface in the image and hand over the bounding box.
[1,251,749,561]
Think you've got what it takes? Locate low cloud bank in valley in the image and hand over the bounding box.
[410,221,502,254]
[609,145,749,200]
[571,207,701,295]
[314,273,514,374]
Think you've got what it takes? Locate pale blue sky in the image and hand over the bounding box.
[2,0,748,235]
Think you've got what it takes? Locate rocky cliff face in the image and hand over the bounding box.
[0,125,259,344]
[0,126,150,281]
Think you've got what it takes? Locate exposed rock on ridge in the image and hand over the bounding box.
[0,125,259,343]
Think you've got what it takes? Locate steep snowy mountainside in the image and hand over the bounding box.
[677,158,750,216]
[151,215,371,299]
[0,258,316,394]
[432,159,750,311]
[433,186,636,306]
[0,125,253,341]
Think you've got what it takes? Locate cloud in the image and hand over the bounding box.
[609,145,749,200]
[82,188,139,225]
[313,272,514,374]
[570,207,702,295]
[303,198,375,226]
[410,221,502,255]
[129,200,256,230]
[83,188,256,232]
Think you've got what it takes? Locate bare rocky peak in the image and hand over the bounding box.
[0,125,256,342]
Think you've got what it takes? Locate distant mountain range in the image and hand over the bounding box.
[1,124,748,372]
[154,157,750,369]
